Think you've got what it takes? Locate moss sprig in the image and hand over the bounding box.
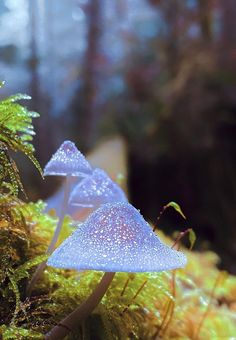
[0,82,42,195]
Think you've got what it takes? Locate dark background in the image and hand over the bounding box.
[0,0,235,272]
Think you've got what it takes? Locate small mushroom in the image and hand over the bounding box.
[43,140,92,177]
[27,141,92,296]
[46,202,186,340]
[68,168,128,221]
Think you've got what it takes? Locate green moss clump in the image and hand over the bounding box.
[1,199,236,339]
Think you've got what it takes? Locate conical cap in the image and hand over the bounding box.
[48,202,187,273]
[69,168,127,208]
[44,141,92,177]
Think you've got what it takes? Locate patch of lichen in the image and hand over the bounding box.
[1,200,236,339]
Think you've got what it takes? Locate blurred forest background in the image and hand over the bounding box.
[0,0,235,272]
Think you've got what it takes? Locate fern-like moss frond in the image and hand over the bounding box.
[0,83,42,195]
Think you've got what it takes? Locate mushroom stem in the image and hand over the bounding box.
[45,272,115,340]
[26,176,73,297]
[47,175,73,253]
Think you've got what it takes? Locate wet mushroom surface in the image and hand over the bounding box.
[48,202,186,272]
[44,140,93,177]
[69,168,127,214]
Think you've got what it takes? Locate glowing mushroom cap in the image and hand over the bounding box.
[44,140,92,177]
[68,168,127,208]
[47,202,187,273]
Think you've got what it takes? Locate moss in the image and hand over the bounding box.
[0,200,236,339]
[0,82,42,196]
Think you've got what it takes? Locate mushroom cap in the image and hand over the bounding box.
[44,141,92,177]
[47,202,187,273]
[68,168,128,208]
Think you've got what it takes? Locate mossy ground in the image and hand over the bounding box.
[0,84,235,339]
[0,199,236,340]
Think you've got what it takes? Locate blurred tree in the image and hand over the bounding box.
[70,0,104,151]
[27,0,54,198]
[220,0,236,70]
[82,0,103,148]
[198,0,213,42]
